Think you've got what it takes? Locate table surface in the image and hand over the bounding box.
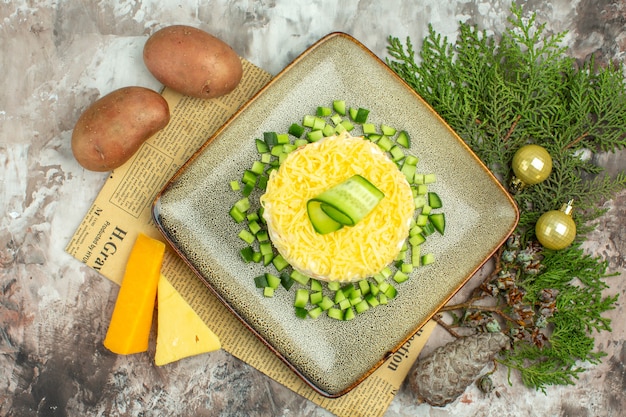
[2,1,625,416]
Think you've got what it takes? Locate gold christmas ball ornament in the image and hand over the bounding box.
[510,144,553,193]
[535,200,577,251]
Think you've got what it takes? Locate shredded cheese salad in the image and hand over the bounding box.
[261,133,415,282]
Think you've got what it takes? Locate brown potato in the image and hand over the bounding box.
[143,25,243,99]
[71,86,170,172]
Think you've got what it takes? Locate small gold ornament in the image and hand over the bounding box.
[510,144,553,193]
[535,200,577,250]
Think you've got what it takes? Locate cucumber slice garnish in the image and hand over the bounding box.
[308,175,384,230]
[306,200,344,234]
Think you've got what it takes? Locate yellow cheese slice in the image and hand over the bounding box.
[155,275,221,366]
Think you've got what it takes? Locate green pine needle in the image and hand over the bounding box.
[387,3,625,392]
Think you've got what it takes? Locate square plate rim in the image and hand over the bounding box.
[152,31,520,398]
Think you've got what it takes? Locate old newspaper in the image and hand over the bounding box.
[66,59,434,417]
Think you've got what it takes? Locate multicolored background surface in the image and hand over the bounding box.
[2,1,625,416]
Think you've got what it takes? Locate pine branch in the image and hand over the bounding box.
[387,3,626,393]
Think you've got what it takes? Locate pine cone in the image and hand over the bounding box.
[409,332,510,407]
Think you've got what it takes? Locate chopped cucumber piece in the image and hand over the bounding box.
[421,253,435,265]
[358,279,370,296]
[384,283,398,299]
[259,241,273,256]
[263,131,278,147]
[263,253,274,266]
[349,296,363,306]
[310,279,323,292]
[354,107,370,123]
[250,161,265,175]
[389,145,405,162]
[238,229,255,244]
[379,293,389,305]
[369,281,380,295]
[343,307,356,320]
[288,123,305,138]
[411,244,421,267]
[302,114,316,128]
[254,274,268,288]
[365,293,380,307]
[393,270,409,284]
[401,162,417,181]
[295,307,308,319]
[354,299,370,314]
[256,230,269,242]
[312,117,326,131]
[266,273,281,289]
[327,281,341,291]
[277,133,290,144]
[328,307,343,320]
[424,173,437,184]
[242,170,257,186]
[380,124,397,136]
[294,289,309,308]
[333,100,346,115]
[290,270,310,286]
[322,123,335,137]
[362,123,378,135]
[319,296,335,311]
[270,144,284,156]
[414,194,427,209]
[233,197,250,213]
[338,298,352,310]
[307,130,324,142]
[272,254,289,271]
[396,130,411,148]
[404,154,418,165]
[429,213,446,235]
[260,152,272,164]
[334,289,347,304]
[263,287,275,297]
[308,306,323,319]
[340,119,354,131]
[240,246,255,263]
[310,291,323,305]
[428,192,443,209]
[421,221,436,236]
[229,206,245,223]
[316,106,332,117]
[377,135,393,151]
[416,214,429,227]
[255,138,269,153]
[248,220,262,235]
[280,271,295,290]
[409,233,426,246]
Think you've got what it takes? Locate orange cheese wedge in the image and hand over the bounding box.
[155,274,221,366]
[103,233,165,355]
